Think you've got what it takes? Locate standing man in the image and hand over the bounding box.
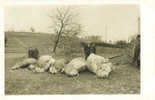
[132,34,140,67]
[5,37,8,47]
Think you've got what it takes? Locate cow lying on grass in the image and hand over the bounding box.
[87,53,113,78]
[11,54,114,78]
[34,55,55,72]
[63,57,87,76]
[49,58,69,74]
[11,58,37,70]
[11,55,55,73]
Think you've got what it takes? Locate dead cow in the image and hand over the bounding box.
[11,55,55,73]
[11,47,39,70]
[11,58,37,70]
[64,57,87,76]
[49,58,69,74]
[34,55,55,72]
[86,53,113,78]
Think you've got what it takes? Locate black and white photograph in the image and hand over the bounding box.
[4,4,140,95]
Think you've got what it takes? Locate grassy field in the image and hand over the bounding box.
[5,32,140,94]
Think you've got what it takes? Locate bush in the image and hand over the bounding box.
[115,40,128,48]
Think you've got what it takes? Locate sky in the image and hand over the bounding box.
[5,4,140,41]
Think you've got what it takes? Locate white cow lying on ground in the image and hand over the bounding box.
[86,53,113,78]
[64,57,87,76]
[49,58,69,74]
[11,58,37,70]
[11,55,55,73]
[34,55,55,72]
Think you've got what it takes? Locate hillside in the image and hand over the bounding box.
[5,32,140,94]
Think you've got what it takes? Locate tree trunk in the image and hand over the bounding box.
[53,24,63,53]
[53,34,60,52]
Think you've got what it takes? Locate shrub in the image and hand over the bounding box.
[115,40,128,48]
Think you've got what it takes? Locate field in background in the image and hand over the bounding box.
[5,32,140,94]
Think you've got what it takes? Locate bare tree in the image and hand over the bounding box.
[48,6,82,53]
